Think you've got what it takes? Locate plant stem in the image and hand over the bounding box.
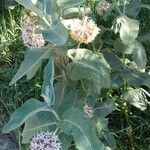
[92,42,96,52]
[122,53,126,65]
[77,43,81,48]
[114,1,122,15]
[51,108,60,121]
[123,0,126,15]
[54,127,59,135]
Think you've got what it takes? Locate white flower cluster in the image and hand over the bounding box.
[96,0,111,15]
[63,16,100,44]
[30,131,62,150]
[83,103,94,118]
[21,16,45,48]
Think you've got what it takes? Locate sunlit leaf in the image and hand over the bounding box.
[22,111,56,143]
[123,88,150,110]
[59,107,107,150]
[67,49,111,89]
[57,0,85,9]
[120,16,139,44]
[41,60,55,106]
[43,21,68,45]
[132,41,147,70]
[94,99,116,117]
[125,0,141,18]
[2,99,51,133]
[10,47,53,85]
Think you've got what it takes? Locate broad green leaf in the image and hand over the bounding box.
[63,7,79,19]
[81,79,102,95]
[41,60,55,106]
[138,33,150,42]
[119,16,139,44]
[121,68,150,88]
[102,49,123,70]
[132,41,147,70]
[123,88,150,111]
[53,80,77,106]
[59,133,73,150]
[35,0,60,23]
[114,40,147,69]
[95,117,116,149]
[125,0,141,18]
[43,0,59,15]
[15,0,59,25]
[57,0,85,9]
[114,39,136,54]
[54,82,71,109]
[22,111,56,143]
[15,0,44,18]
[102,49,150,88]
[95,117,108,134]
[26,61,42,80]
[67,49,111,89]
[10,47,53,85]
[42,21,68,45]
[2,99,51,133]
[59,108,106,150]
[94,99,116,118]
[59,89,85,113]
[141,4,150,10]
[111,73,123,89]
[101,130,116,149]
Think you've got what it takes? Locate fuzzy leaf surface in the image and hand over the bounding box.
[41,60,55,106]
[59,108,106,150]
[132,41,147,70]
[57,0,85,9]
[2,99,51,133]
[10,47,53,85]
[123,88,150,110]
[22,111,56,143]
[67,49,111,89]
[42,21,68,45]
[94,99,116,117]
[119,16,139,44]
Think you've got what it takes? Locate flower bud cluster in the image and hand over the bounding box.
[96,0,111,15]
[21,16,45,48]
[83,103,94,118]
[30,131,62,150]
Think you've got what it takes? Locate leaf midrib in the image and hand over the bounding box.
[63,119,92,150]
[73,61,110,85]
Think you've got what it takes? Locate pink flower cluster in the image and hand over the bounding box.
[83,103,94,118]
[21,16,45,48]
[96,0,111,15]
[30,131,62,150]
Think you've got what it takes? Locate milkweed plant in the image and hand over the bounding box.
[2,0,150,150]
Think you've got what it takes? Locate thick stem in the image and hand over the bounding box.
[77,43,81,49]
[51,108,60,121]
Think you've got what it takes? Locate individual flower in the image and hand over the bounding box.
[21,15,45,48]
[96,0,111,15]
[83,103,94,118]
[30,131,62,150]
[63,16,100,44]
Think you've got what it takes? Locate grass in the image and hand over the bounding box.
[0,0,150,149]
